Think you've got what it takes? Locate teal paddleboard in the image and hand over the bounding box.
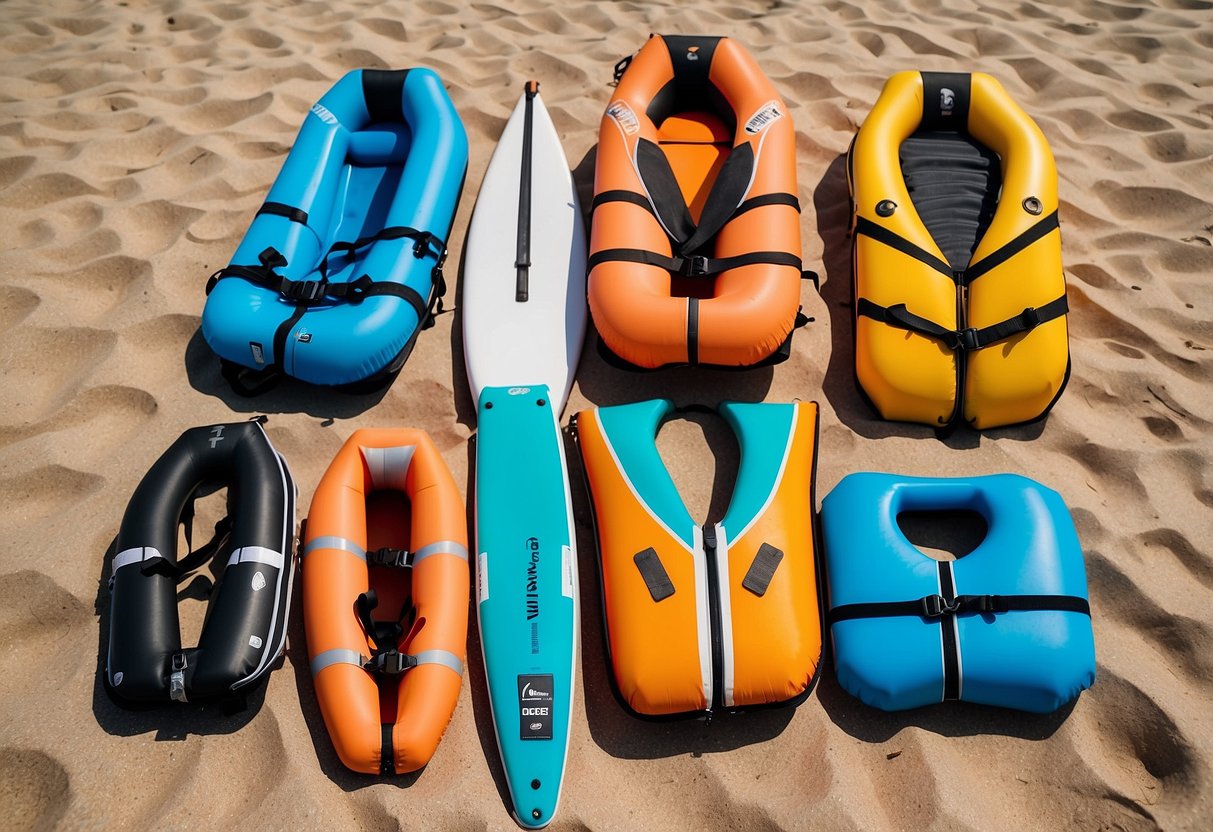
[475,384,578,828]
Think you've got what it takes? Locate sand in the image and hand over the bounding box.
[2,0,1211,829]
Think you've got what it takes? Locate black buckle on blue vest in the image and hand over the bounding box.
[365,650,417,675]
[411,232,435,259]
[284,279,325,302]
[944,328,980,352]
[679,255,710,277]
[921,594,961,617]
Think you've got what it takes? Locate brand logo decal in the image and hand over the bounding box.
[606,100,639,135]
[249,342,265,365]
[525,537,539,622]
[940,87,955,116]
[208,425,225,449]
[113,671,123,686]
[252,571,266,591]
[249,635,263,649]
[745,100,783,135]
[508,387,531,396]
[686,45,700,61]
[517,674,554,740]
[297,331,311,343]
[310,103,338,125]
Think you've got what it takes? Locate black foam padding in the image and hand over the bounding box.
[362,69,407,125]
[633,547,676,602]
[741,542,784,597]
[899,132,1000,271]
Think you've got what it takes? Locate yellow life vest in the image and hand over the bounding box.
[849,71,1069,429]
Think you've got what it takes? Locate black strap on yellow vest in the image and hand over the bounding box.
[856,294,1068,351]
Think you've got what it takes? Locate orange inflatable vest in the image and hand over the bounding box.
[575,400,822,717]
[588,34,803,369]
[303,428,468,774]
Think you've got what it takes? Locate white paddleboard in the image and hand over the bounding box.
[462,83,587,414]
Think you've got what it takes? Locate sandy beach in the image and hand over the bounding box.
[1,0,1211,829]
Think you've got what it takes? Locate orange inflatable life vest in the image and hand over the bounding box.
[574,400,822,718]
[588,34,804,369]
[303,428,468,774]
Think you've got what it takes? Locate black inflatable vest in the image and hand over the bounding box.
[106,420,296,705]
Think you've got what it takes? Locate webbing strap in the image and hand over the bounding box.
[854,216,953,278]
[963,211,1060,284]
[587,247,802,277]
[828,593,1091,624]
[318,225,445,281]
[257,202,308,225]
[856,294,1068,351]
[733,192,801,217]
[854,210,1061,285]
[591,189,655,216]
[302,535,366,560]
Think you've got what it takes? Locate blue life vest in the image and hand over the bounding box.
[821,473,1095,713]
[202,68,468,388]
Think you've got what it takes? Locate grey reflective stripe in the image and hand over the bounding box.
[303,535,366,560]
[112,546,164,575]
[413,540,469,564]
[226,546,284,570]
[310,648,366,676]
[360,444,416,492]
[413,649,463,675]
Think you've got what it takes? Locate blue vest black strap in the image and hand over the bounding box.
[828,592,1092,623]
[256,202,309,225]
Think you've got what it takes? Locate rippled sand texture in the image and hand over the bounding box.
[1,0,1211,830]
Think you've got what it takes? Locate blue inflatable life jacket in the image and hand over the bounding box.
[821,473,1095,713]
[202,68,468,389]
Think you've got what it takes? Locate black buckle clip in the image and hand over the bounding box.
[366,650,417,675]
[1019,306,1041,329]
[284,279,325,302]
[368,547,411,568]
[945,328,980,351]
[412,232,435,260]
[921,594,960,617]
[433,244,448,275]
[258,247,288,270]
[679,255,710,277]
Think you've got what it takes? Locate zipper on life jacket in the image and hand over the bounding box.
[702,523,724,717]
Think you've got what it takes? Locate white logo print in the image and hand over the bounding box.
[310,102,338,125]
[249,635,263,649]
[508,387,531,396]
[113,671,123,686]
[606,101,639,135]
[529,721,543,731]
[522,683,552,701]
[252,571,266,591]
[940,88,955,115]
[745,101,783,135]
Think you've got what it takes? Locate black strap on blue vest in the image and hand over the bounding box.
[256,201,308,225]
[828,592,1091,624]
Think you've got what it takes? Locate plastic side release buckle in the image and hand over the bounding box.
[921,594,960,618]
[169,652,189,702]
[283,279,325,302]
[365,650,417,676]
[679,255,710,277]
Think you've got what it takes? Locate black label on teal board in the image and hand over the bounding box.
[518,674,554,740]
